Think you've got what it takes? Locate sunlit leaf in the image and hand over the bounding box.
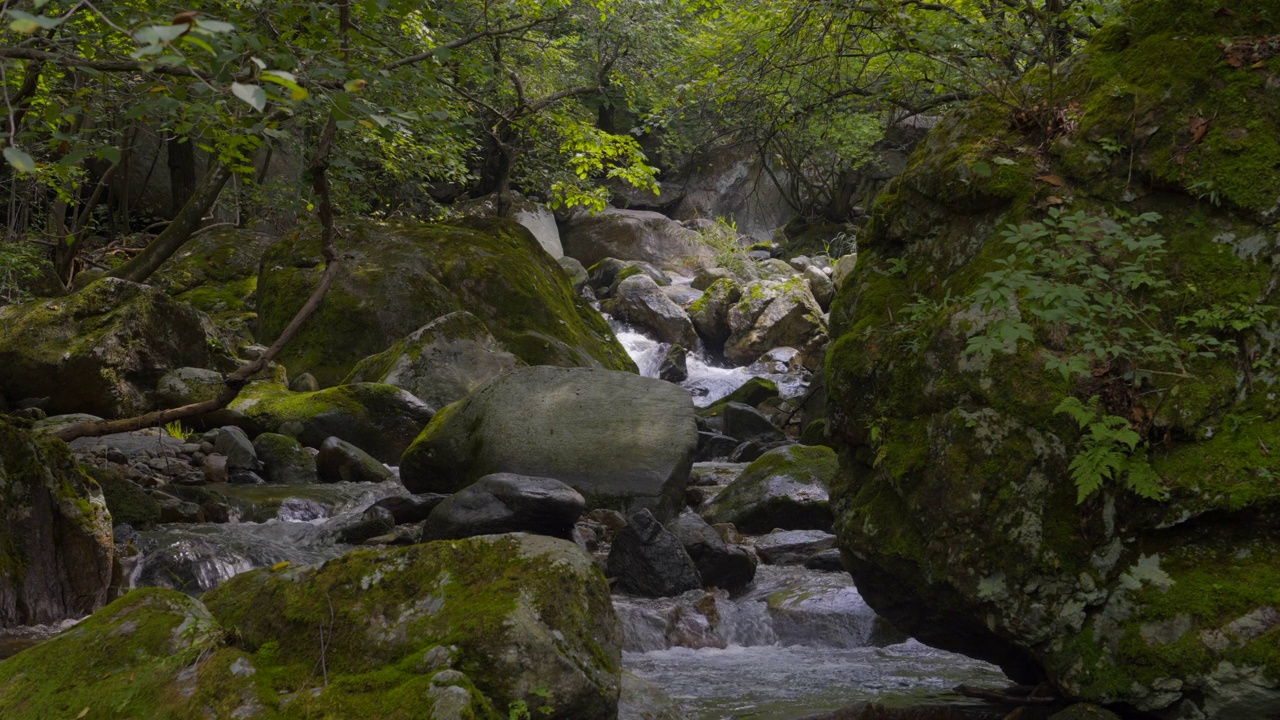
[3,147,35,173]
[231,82,266,112]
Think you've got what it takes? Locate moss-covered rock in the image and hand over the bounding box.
[256,217,633,386]
[0,421,114,628]
[204,534,620,720]
[825,2,1280,716]
[252,432,317,484]
[343,311,522,413]
[0,278,232,417]
[725,278,827,368]
[229,380,432,463]
[701,444,836,533]
[83,465,161,528]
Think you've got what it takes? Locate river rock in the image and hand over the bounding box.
[725,279,827,367]
[671,145,795,244]
[804,265,835,310]
[229,380,432,463]
[337,504,396,543]
[373,493,448,524]
[0,278,232,418]
[753,529,837,566]
[587,258,671,298]
[688,277,741,353]
[659,344,689,383]
[558,255,589,289]
[611,275,699,348]
[692,267,735,291]
[702,445,836,533]
[256,217,631,385]
[0,422,114,628]
[83,465,161,529]
[0,534,622,719]
[400,366,698,521]
[316,436,394,484]
[423,473,586,541]
[208,425,259,472]
[667,509,756,594]
[607,509,703,598]
[826,3,1280,715]
[561,208,713,272]
[695,431,740,462]
[804,548,846,573]
[342,311,522,412]
[252,432,317,484]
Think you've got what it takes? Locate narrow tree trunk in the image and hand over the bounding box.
[107,161,233,284]
[166,134,197,215]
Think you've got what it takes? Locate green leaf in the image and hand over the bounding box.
[3,146,35,173]
[231,82,267,112]
[134,24,188,45]
[971,162,993,177]
[196,19,235,34]
[98,146,121,164]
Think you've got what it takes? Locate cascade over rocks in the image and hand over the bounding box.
[561,208,714,272]
[0,534,622,720]
[400,366,698,521]
[610,274,699,348]
[0,422,114,628]
[0,278,232,418]
[342,311,523,413]
[256,217,633,386]
[826,3,1280,716]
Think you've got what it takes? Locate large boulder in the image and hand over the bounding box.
[0,534,622,719]
[671,145,796,244]
[401,366,698,521]
[229,380,432,463]
[0,422,114,628]
[422,473,586,541]
[702,444,836,533]
[257,217,633,386]
[561,208,713,272]
[606,509,703,598]
[610,274,698,348]
[725,278,827,368]
[826,3,1280,717]
[151,228,277,347]
[0,278,230,417]
[342,311,522,412]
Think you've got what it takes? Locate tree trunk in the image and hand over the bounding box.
[166,135,197,216]
[107,161,232,284]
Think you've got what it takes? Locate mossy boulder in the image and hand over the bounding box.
[252,432,317,484]
[84,465,161,528]
[0,534,620,719]
[701,444,836,533]
[229,381,432,463]
[0,278,231,417]
[725,278,827,368]
[825,2,1280,716]
[204,534,620,720]
[256,217,633,386]
[400,366,698,521]
[342,311,522,413]
[0,422,114,628]
[560,208,713,272]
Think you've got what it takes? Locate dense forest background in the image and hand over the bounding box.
[0,0,1116,293]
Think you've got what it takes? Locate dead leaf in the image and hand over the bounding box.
[1215,7,1236,16]
[1036,174,1066,187]
[1045,196,1065,206]
[76,708,90,719]
[1188,116,1211,146]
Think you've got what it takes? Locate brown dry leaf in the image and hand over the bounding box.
[1188,116,1211,146]
[1045,196,1065,206]
[1036,174,1066,187]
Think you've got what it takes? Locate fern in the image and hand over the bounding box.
[1055,396,1166,503]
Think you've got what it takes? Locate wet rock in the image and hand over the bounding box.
[702,445,836,533]
[659,344,689,383]
[422,473,586,541]
[338,505,396,544]
[209,426,259,472]
[316,437,395,484]
[401,366,697,521]
[612,274,699,348]
[277,497,328,522]
[754,530,838,566]
[618,672,688,720]
[228,468,266,485]
[719,402,787,443]
[373,493,448,524]
[252,432,317,484]
[667,509,757,594]
[0,423,114,628]
[607,509,702,598]
[155,493,207,524]
[342,311,522,412]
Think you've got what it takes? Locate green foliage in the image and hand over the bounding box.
[0,240,46,305]
[694,216,754,278]
[1055,396,1165,503]
[164,420,196,442]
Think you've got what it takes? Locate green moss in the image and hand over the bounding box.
[82,465,160,529]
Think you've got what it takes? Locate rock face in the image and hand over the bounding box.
[343,311,522,412]
[0,278,229,418]
[229,381,432,463]
[702,445,836,533]
[0,422,114,628]
[423,473,586,541]
[606,509,702,598]
[0,534,622,720]
[561,208,713,272]
[257,217,633,385]
[400,366,698,521]
[825,3,1280,717]
[671,145,796,244]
